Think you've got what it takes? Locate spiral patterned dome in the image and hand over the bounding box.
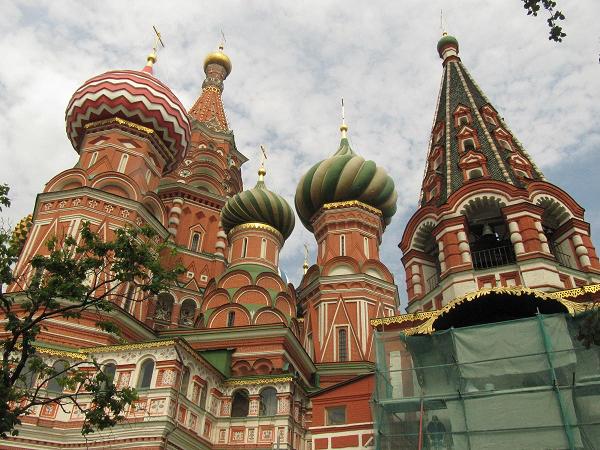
[65,69,191,172]
[295,137,397,231]
[221,169,295,240]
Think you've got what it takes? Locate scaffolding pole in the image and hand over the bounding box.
[536,313,576,450]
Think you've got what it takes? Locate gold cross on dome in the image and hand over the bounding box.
[260,145,268,167]
[153,25,165,53]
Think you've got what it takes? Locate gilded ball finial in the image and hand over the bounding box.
[204,44,232,77]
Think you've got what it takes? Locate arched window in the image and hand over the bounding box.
[227,310,236,327]
[180,367,190,398]
[138,359,154,389]
[259,387,277,416]
[117,153,129,173]
[338,328,348,362]
[190,232,201,252]
[102,362,117,389]
[47,360,69,393]
[231,389,250,417]
[340,235,346,257]
[364,236,370,258]
[154,292,174,322]
[18,360,38,389]
[179,299,196,327]
[465,199,515,270]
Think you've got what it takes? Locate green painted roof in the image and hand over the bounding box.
[295,137,397,231]
[221,175,295,240]
[437,34,459,57]
[198,349,233,377]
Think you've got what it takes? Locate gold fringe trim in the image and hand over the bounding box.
[224,376,294,387]
[371,284,600,336]
[322,200,382,216]
[84,117,154,135]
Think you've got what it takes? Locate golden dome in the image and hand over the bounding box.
[203,45,232,76]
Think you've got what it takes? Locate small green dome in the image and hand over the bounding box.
[437,34,459,58]
[295,137,397,231]
[221,170,295,240]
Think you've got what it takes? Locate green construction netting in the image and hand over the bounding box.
[373,314,600,450]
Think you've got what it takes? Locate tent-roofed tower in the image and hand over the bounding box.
[400,34,600,313]
[155,45,248,318]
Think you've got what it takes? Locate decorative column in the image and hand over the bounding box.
[168,198,184,237]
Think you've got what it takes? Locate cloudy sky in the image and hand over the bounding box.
[1,1,599,310]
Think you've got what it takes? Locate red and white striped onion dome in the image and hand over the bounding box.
[65,69,191,172]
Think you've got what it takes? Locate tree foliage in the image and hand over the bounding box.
[522,0,566,42]
[577,307,600,349]
[0,185,183,437]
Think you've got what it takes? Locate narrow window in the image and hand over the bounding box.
[180,367,190,398]
[138,359,154,389]
[241,237,248,258]
[260,238,267,258]
[338,328,348,362]
[88,151,98,168]
[190,232,201,252]
[123,283,135,313]
[340,235,346,257]
[227,311,236,327]
[117,154,129,173]
[364,236,370,258]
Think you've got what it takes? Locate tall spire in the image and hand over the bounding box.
[188,43,232,131]
[420,34,544,206]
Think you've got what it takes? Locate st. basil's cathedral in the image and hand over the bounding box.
[2,31,600,450]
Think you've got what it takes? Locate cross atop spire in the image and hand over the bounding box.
[340,98,348,138]
[143,26,165,73]
[258,145,268,181]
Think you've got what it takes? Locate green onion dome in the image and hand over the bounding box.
[295,136,397,232]
[437,33,459,58]
[221,167,295,240]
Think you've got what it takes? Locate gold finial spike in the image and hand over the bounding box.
[340,98,348,138]
[219,30,226,52]
[146,25,165,69]
[258,145,268,181]
[440,10,447,36]
[303,244,309,274]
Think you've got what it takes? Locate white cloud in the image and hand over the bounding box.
[1,1,599,311]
